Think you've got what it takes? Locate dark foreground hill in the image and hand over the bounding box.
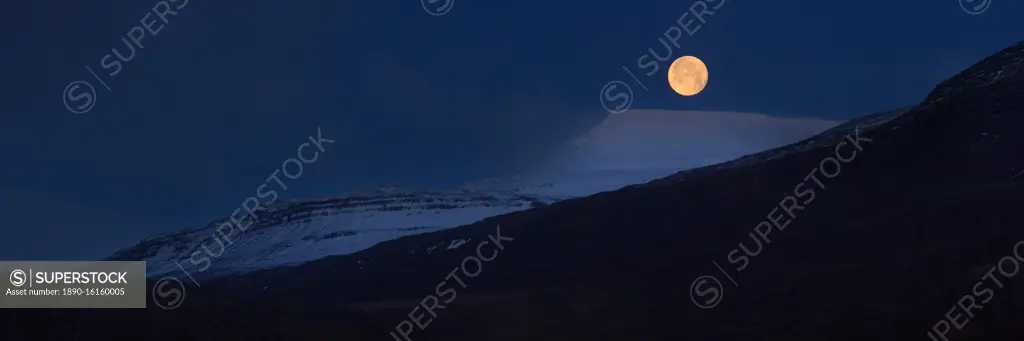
[6,40,1024,340]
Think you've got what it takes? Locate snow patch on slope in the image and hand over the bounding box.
[111,190,557,279]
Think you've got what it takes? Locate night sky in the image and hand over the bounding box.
[0,0,1020,260]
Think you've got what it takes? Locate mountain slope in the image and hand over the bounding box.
[107,111,839,280]
[177,40,1024,340]
[106,187,562,279]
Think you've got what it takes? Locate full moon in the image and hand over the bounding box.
[667,56,708,96]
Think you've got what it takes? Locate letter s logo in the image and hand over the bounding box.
[690,275,723,309]
[63,81,97,114]
[600,81,633,114]
[9,269,26,287]
[152,276,186,310]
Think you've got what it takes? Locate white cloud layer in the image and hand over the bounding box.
[475,110,842,196]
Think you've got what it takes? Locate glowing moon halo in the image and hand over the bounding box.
[667,56,708,96]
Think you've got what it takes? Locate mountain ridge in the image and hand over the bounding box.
[107,111,842,279]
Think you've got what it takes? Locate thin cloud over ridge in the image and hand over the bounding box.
[490,109,842,196]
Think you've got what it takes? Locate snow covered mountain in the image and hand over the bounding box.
[222,40,1024,312]
[106,187,562,279]
[106,111,840,279]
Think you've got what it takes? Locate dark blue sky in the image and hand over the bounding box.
[1,0,1020,260]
